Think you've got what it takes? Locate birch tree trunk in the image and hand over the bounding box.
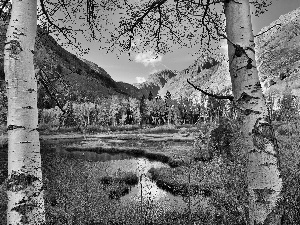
[224,1,282,224]
[5,0,45,224]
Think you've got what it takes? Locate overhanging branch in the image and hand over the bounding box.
[187,79,234,101]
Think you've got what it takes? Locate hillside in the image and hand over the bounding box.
[116,81,141,98]
[255,7,300,97]
[0,21,141,106]
[1,6,300,107]
[155,7,300,101]
[134,70,177,97]
[156,54,231,101]
[158,54,231,100]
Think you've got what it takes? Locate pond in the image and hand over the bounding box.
[1,136,209,224]
[53,141,207,212]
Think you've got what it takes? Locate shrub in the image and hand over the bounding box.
[122,172,138,185]
[208,119,235,161]
[100,176,113,186]
[277,125,290,136]
[56,64,63,74]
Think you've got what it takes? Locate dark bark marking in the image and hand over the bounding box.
[7,125,26,130]
[7,40,23,56]
[260,162,277,167]
[252,118,281,172]
[252,120,276,150]
[244,109,260,116]
[22,106,33,109]
[249,148,257,154]
[247,59,253,69]
[7,171,39,192]
[237,92,259,103]
[12,203,37,223]
[253,188,274,204]
[10,187,44,224]
[252,82,262,92]
[27,88,35,93]
[235,44,244,57]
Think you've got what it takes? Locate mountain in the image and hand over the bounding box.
[155,7,300,101]
[116,81,141,98]
[134,70,178,98]
[0,20,141,105]
[2,6,300,107]
[255,7,300,97]
[158,54,231,100]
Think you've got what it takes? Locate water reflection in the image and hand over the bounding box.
[57,148,206,212]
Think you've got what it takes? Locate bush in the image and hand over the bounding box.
[208,119,235,161]
[121,172,138,185]
[277,125,290,136]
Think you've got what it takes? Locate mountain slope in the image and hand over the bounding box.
[134,69,178,98]
[157,7,300,100]
[0,21,141,104]
[158,54,231,100]
[255,7,300,97]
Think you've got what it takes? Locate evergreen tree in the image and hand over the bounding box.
[140,94,147,124]
[148,91,153,101]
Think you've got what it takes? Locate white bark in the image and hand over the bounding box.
[5,0,45,224]
[224,1,282,224]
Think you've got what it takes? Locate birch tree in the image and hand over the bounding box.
[109,0,282,224]
[225,1,282,224]
[3,0,106,223]
[4,0,45,223]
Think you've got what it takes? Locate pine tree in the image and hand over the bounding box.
[148,91,153,101]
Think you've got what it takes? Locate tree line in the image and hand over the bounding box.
[33,89,300,131]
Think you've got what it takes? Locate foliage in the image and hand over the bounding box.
[37,90,235,132]
[275,94,299,122]
[208,118,235,161]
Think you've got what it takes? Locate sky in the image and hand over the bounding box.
[59,0,300,85]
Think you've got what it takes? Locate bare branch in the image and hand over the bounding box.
[40,0,73,33]
[187,79,234,101]
[254,23,281,37]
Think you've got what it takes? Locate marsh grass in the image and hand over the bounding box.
[39,124,141,135]
[42,153,144,224]
[143,125,178,134]
[41,150,195,224]
[1,118,300,224]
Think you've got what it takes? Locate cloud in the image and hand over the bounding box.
[134,50,163,67]
[136,77,146,83]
